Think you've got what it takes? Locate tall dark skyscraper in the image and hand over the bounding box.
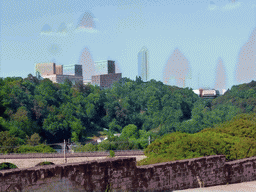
[138,46,149,82]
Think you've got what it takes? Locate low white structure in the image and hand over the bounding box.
[193,89,221,99]
[96,133,122,143]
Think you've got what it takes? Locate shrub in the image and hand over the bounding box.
[0,162,17,170]
[14,144,56,154]
[98,140,112,151]
[0,131,18,154]
[26,133,41,146]
[74,142,98,152]
[36,161,54,166]
[109,150,115,157]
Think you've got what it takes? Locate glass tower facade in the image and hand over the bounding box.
[94,60,115,75]
[138,47,149,82]
[63,64,82,76]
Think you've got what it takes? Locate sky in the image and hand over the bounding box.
[1,0,256,90]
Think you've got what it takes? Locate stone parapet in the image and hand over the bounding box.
[1,155,256,191]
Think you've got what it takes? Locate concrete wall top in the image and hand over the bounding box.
[0,150,145,159]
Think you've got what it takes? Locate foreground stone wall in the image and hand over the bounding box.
[1,155,256,191]
[225,156,256,184]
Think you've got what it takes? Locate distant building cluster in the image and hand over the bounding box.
[193,88,227,99]
[35,63,83,84]
[35,60,122,89]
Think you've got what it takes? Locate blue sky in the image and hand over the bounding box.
[1,0,256,90]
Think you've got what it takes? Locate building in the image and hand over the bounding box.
[94,60,115,75]
[83,79,92,85]
[193,88,227,98]
[138,46,149,82]
[193,89,221,99]
[35,63,83,84]
[63,64,82,76]
[92,73,122,89]
[35,63,63,76]
[92,60,122,89]
[42,74,83,84]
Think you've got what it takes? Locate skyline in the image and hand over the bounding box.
[1,0,256,90]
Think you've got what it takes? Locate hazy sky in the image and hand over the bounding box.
[1,0,256,90]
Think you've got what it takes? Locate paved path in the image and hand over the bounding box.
[0,155,147,169]
[174,180,256,192]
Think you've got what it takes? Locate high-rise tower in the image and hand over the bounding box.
[138,46,149,82]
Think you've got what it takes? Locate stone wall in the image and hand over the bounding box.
[225,156,256,184]
[1,155,256,191]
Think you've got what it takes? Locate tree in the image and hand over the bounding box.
[26,133,41,146]
[34,78,59,107]
[120,124,139,140]
[0,117,8,132]
[135,76,143,85]
[0,131,18,154]
[70,118,85,142]
[108,118,122,133]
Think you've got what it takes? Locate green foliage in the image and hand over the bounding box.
[97,140,112,151]
[0,117,8,132]
[200,113,256,140]
[74,142,98,152]
[0,131,18,154]
[120,124,139,139]
[2,74,256,156]
[14,144,56,154]
[70,118,85,142]
[36,161,54,166]
[26,133,41,146]
[212,80,256,113]
[109,150,115,157]
[0,162,17,170]
[108,119,122,133]
[138,112,256,166]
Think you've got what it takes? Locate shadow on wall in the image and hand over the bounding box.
[35,161,55,167]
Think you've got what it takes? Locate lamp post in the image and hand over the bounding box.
[64,139,67,163]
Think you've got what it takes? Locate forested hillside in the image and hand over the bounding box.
[138,113,256,166]
[0,75,198,146]
[1,74,256,155]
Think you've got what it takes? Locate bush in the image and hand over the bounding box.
[26,133,41,146]
[0,131,19,154]
[74,142,98,152]
[98,140,112,151]
[0,162,17,170]
[109,150,115,157]
[14,144,56,154]
[36,161,54,166]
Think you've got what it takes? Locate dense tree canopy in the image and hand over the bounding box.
[1,75,256,159]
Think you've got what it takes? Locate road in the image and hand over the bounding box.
[174,180,256,192]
